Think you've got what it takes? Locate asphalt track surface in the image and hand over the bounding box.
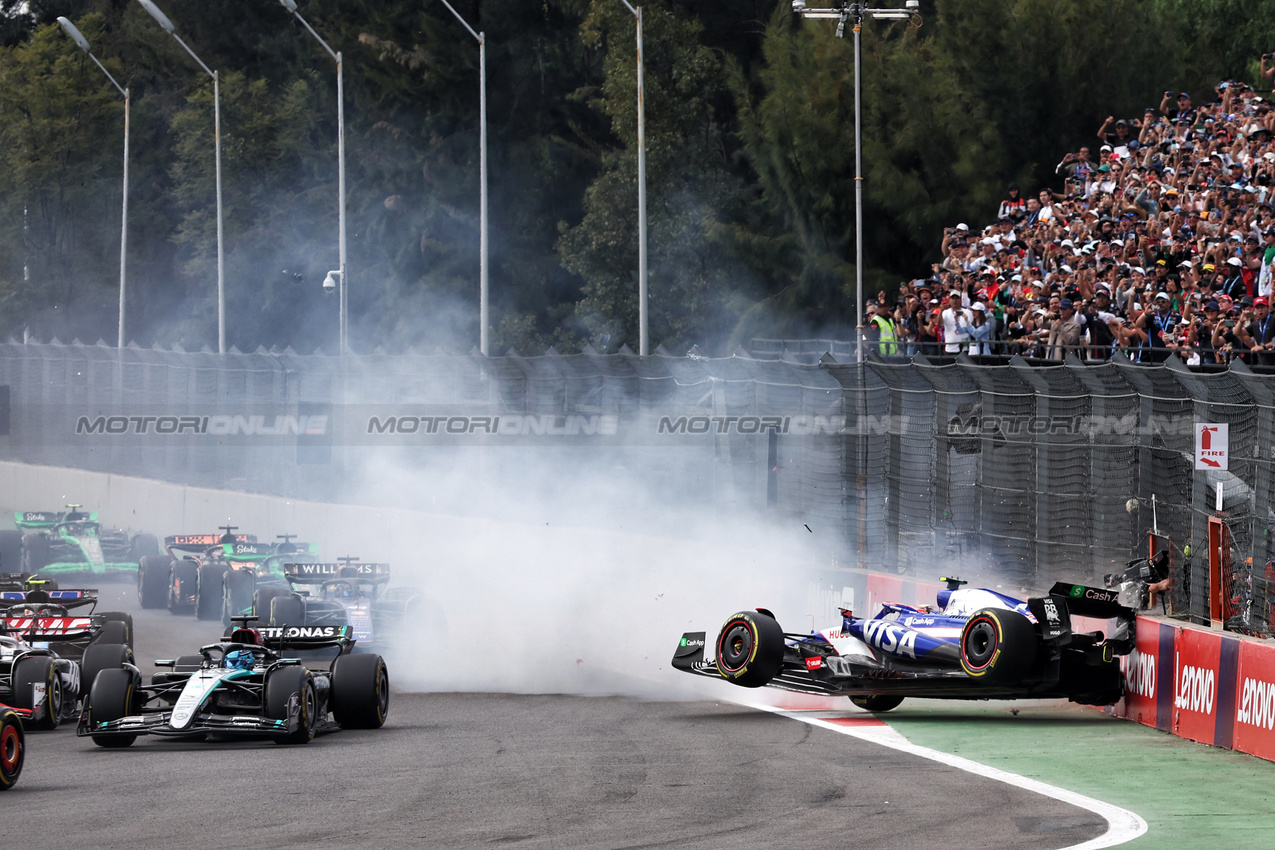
[3,586,1114,849]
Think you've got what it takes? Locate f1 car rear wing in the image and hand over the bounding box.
[15,508,99,528]
[258,624,355,649]
[221,540,276,562]
[165,533,256,556]
[283,562,391,584]
[1046,582,1133,620]
[2,615,98,641]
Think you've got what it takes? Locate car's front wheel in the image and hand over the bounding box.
[714,610,785,688]
[265,667,316,745]
[0,710,23,790]
[12,655,59,730]
[87,667,139,748]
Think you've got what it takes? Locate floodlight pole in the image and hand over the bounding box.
[57,17,130,349]
[137,0,226,354]
[277,0,348,356]
[436,0,489,356]
[791,1,920,363]
[619,0,647,356]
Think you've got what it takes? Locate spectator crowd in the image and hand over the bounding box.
[865,76,1275,366]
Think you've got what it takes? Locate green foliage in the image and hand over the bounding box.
[0,0,1266,352]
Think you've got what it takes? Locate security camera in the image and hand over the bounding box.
[322,270,340,294]
[905,0,919,8]
[792,0,806,11]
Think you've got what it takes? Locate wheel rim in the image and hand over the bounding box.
[717,621,755,673]
[0,720,19,775]
[963,617,998,669]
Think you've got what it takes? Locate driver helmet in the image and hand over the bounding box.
[224,649,255,670]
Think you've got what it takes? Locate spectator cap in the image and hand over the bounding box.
[1206,300,1220,310]
[1155,291,1171,301]
[955,223,969,231]
[971,303,986,312]
[1060,298,1074,309]
[1203,263,1216,271]
[1227,257,1243,266]
[1258,297,1270,306]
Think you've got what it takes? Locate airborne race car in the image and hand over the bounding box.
[673,559,1164,711]
[0,506,159,580]
[79,622,388,747]
[0,579,135,729]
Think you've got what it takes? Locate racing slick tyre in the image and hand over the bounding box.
[959,608,1037,683]
[129,533,160,560]
[850,694,905,712]
[0,709,22,790]
[269,594,306,629]
[265,667,316,745]
[12,655,60,730]
[87,667,139,747]
[223,569,256,626]
[138,555,171,609]
[0,530,21,575]
[195,563,227,620]
[95,612,134,649]
[331,653,390,729]
[21,533,50,573]
[715,610,785,688]
[168,559,199,615]
[80,642,134,699]
[250,587,286,627]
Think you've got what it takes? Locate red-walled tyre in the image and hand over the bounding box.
[714,610,785,688]
[0,709,23,790]
[959,608,1036,683]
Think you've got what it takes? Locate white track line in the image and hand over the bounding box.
[739,701,1147,850]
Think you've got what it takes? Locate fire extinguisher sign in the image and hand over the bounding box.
[1195,423,1229,470]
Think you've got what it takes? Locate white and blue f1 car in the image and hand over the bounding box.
[672,559,1165,711]
[78,621,388,746]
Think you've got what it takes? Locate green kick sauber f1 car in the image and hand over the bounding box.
[0,506,159,581]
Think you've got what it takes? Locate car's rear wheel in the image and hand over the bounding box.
[0,709,23,790]
[265,667,316,745]
[80,642,134,698]
[250,587,285,627]
[12,655,59,730]
[87,667,139,747]
[331,653,390,729]
[959,608,1037,683]
[269,594,306,628]
[223,569,255,626]
[195,563,227,620]
[850,694,905,712]
[714,610,785,688]
[129,533,160,560]
[138,555,171,609]
[168,559,198,614]
[95,612,134,649]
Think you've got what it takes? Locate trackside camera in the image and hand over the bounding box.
[792,0,806,11]
[323,270,340,294]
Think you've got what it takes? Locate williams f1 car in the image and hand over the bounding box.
[672,559,1165,711]
[0,505,159,580]
[263,559,437,651]
[79,621,388,747]
[1,578,135,729]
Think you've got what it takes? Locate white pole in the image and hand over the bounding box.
[479,33,489,356]
[636,7,648,357]
[853,13,863,363]
[120,89,130,348]
[337,51,347,356]
[214,70,225,354]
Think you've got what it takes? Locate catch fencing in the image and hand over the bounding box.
[0,339,1271,634]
